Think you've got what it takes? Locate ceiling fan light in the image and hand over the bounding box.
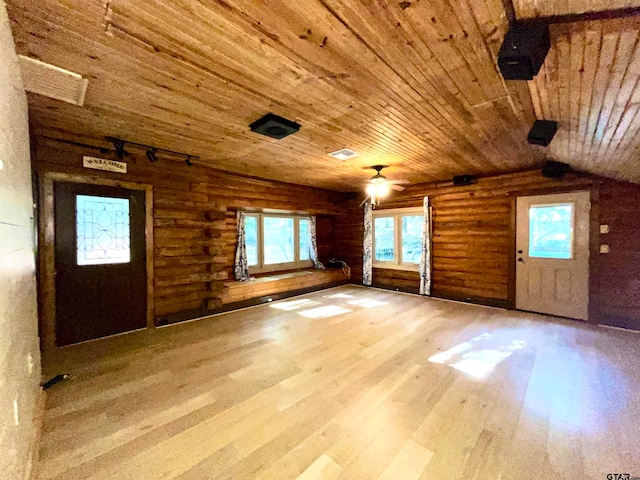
[366,184,376,195]
[377,183,390,197]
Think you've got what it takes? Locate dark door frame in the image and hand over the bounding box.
[39,172,154,351]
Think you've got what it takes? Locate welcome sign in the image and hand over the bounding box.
[82,156,127,174]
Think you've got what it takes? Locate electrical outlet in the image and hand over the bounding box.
[600,224,609,234]
[600,244,610,254]
[13,397,19,426]
[27,353,34,375]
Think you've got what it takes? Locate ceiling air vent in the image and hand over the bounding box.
[328,148,358,161]
[18,55,88,106]
[249,113,300,140]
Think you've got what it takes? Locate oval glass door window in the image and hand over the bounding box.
[76,194,131,265]
[528,203,574,259]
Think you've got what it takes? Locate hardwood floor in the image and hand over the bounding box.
[37,286,640,480]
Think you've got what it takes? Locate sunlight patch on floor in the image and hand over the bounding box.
[299,305,352,319]
[429,333,526,379]
[269,299,319,311]
[347,298,388,308]
[323,293,354,299]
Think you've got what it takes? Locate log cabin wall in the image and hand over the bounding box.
[595,179,640,330]
[336,169,640,329]
[337,170,595,304]
[33,137,348,343]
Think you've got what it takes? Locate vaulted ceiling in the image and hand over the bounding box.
[7,0,640,190]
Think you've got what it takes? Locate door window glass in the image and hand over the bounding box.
[76,195,131,265]
[529,204,573,259]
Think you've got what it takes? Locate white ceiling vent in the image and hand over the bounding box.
[328,148,359,161]
[18,55,88,106]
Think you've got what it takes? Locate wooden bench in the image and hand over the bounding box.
[222,269,349,304]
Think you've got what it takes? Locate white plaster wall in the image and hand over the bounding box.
[0,1,41,478]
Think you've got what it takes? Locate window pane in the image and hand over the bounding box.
[264,217,294,264]
[245,215,259,266]
[299,218,310,261]
[374,217,395,262]
[76,195,130,265]
[401,215,422,264]
[529,204,573,259]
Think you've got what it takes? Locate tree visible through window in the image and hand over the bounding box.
[529,204,573,259]
[374,217,394,262]
[372,208,423,270]
[244,213,313,272]
[264,217,294,264]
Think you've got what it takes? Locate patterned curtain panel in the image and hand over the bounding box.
[419,196,432,295]
[234,211,250,281]
[309,216,325,270]
[363,202,373,286]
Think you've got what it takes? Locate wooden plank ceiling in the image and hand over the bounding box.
[7,0,640,190]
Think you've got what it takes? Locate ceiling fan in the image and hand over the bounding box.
[360,165,409,207]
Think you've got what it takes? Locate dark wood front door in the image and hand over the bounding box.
[54,182,147,346]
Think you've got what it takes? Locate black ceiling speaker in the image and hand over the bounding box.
[249,113,301,140]
[541,160,570,179]
[527,119,558,146]
[453,174,476,186]
[498,23,550,80]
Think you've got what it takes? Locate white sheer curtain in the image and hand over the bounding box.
[233,211,250,281]
[419,196,432,295]
[363,203,373,285]
[309,216,325,270]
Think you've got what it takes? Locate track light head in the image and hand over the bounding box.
[146,149,158,163]
[106,136,129,159]
[185,156,193,167]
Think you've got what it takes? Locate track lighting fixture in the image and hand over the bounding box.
[146,149,158,163]
[106,136,130,159]
[103,136,198,168]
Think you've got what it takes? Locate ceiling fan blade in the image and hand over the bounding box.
[391,184,406,191]
[388,179,410,184]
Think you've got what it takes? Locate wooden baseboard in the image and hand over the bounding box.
[363,283,509,309]
[27,388,45,480]
[370,282,420,295]
[159,279,349,325]
[430,290,509,309]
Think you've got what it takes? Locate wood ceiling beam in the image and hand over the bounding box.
[518,7,640,25]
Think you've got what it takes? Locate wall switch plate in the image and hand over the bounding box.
[600,224,609,234]
[600,244,610,254]
[13,397,19,426]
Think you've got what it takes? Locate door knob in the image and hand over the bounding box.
[517,258,523,262]
[517,250,523,254]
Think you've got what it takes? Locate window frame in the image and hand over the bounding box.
[244,212,314,274]
[372,207,423,271]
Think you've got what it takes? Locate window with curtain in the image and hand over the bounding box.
[245,213,313,273]
[372,207,422,270]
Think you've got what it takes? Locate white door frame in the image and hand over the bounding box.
[513,190,591,320]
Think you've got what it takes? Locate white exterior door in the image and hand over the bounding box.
[515,191,590,320]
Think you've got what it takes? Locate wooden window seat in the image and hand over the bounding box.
[222,269,349,305]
